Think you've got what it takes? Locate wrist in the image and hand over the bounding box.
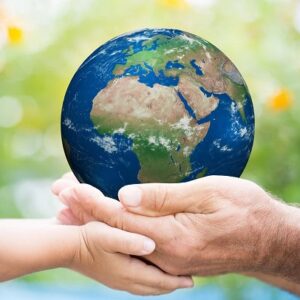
[260,199,300,280]
[67,224,95,274]
[24,223,81,272]
[50,225,82,269]
[0,220,81,281]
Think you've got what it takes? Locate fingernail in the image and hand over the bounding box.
[180,277,194,288]
[120,185,142,207]
[143,239,155,253]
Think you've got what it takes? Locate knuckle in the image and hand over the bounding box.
[155,184,169,212]
[72,185,82,199]
[115,212,126,230]
[70,205,83,221]
[76,212,87,224]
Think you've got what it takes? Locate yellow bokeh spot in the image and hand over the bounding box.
[157,0,188,9]
[7,26,23,45]
[268,89,293,112]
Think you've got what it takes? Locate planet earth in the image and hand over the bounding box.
[61,28,255,199]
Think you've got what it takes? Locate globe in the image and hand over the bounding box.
[61,28,255,199]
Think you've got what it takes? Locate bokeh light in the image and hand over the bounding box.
[0,96,23,127]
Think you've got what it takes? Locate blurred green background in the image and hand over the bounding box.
[0,0,299,298]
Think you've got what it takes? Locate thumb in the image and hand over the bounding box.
[118,181,197,216]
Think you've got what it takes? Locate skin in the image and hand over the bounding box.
[0,185,193,296]
[52,172,300,295]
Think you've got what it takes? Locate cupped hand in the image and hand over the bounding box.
[52,173,285,277]
[72,221,193,295]
[52,173,194,295]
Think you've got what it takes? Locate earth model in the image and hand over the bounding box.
[61,28,255,199]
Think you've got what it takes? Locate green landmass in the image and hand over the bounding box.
[91,114,206,182]
[114,34,248,120]
[90,33,251,182]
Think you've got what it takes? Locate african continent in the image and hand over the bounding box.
[91,76,218,182]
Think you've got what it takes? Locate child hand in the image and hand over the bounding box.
[52,173,194,295]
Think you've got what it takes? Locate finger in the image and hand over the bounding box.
[60,184,161,239]
[90,222,156,255]
[51,179,78,196]
[118,181,199,216]
[120,281,177,296]
[57,207,83,225]
[126,257,194,291]
[124,283,178,296]
[58,187,97,224]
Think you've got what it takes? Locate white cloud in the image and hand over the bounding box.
[213,139,221,148]
[171,116,194,138]
[91,135,118,153]
[158,136,172,151]
[113,123,127,134]
[183,146,190,156]
[148,135,173,151]
[62,118,76,131]
[220,145,232,152]
[239,127,248,137]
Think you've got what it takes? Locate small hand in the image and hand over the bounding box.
[52,173,194,295]
[72,221,193,295]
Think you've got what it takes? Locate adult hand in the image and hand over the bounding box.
[52,174,300,282]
